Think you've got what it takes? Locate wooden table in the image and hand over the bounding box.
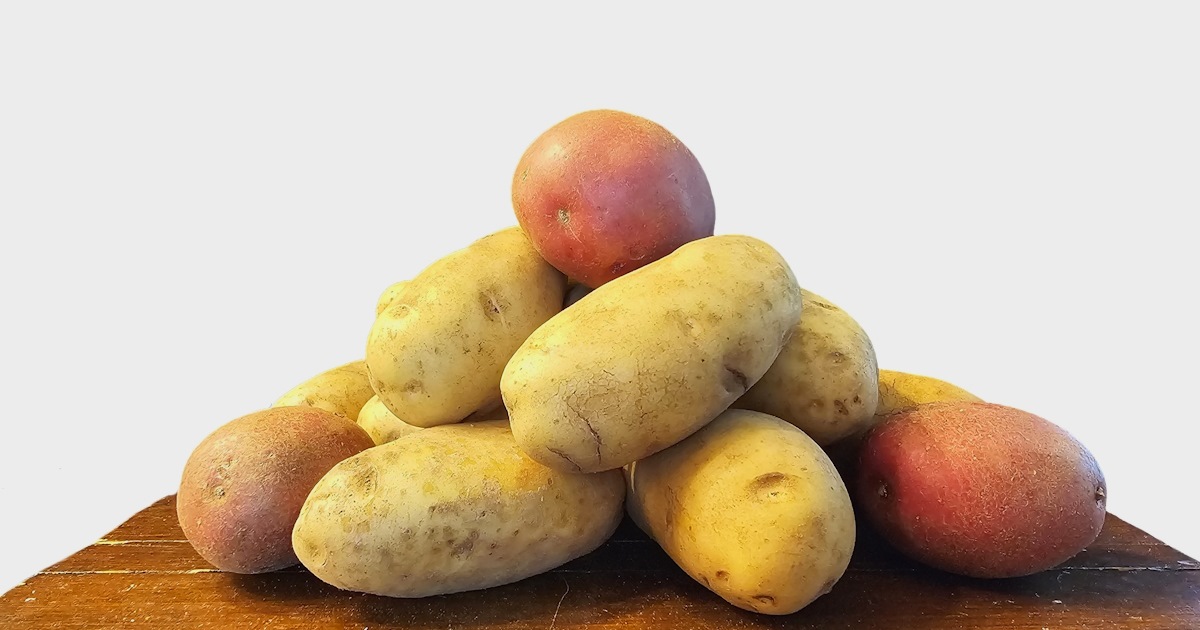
[2,495,1197,629]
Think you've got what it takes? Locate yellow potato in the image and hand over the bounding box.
[292,421,624,598]
[876,369,981,416]
[374,280,409,316]
[503,234,801,474]
[355,395,423,445]
[735,289,879,446]
[626,409,855,615]
[367,227,565,428]
[272,360,374,420]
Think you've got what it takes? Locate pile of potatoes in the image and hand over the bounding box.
[177,110,1107,616]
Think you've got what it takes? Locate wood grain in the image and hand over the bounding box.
[2,496,1197,629]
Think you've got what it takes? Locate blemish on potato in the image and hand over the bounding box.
[715,570,729,580]
[547,448,582,472]
[753,594,775,605]
[450,530,480,558]
[722,364,749,394]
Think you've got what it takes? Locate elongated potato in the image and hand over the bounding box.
[503,235,801,473]
[272,360,374,420]
[626,409,856,615]
[292,421,625,597]
[735,289,879,446]
[367,227,565,428]
[356,395,423,445]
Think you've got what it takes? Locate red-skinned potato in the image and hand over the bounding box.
[177,406,374,574]
[512,109,715,288]
[855,401,1106,578]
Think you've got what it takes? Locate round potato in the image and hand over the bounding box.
[177,407,373,574]
[502,234,801,474]
[292,421,625,597]
[512,109,715,288]
[626,409,856,615]
[367,227,565,428]
[272,360,375,421]
[735,289,879,447]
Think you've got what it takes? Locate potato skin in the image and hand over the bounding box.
[502,234,801,474]
[856,401,1106,578]
[827,369,981,482]
[366,227,565,428]
[626,409,856,615]
[177,407,374,574]
[735,289,879,446]
[292,421,625,598]
[375,280,409,316]
[875,369,981,417]
[356,395,423,445]
[272,360,374,421]
[512,109,715,288]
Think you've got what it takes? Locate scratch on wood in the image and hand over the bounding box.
[549,577,570,630]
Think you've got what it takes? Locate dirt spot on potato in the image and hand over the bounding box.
[479,290,510,322]
[403,379,425,394]
[450,530,480,558]
[749,472,794,502]
[834,400,849,415]
[346,461,378,496]
[715,570,729,580]
[722,365,749,394]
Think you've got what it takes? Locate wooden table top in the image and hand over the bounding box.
[2,495,1197,629]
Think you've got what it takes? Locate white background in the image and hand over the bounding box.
[2,3,1197,594]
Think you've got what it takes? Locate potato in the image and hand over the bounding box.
[512,109,715,288]
[734,289,879,446]
[503,234,801,473]
[856,401,1106,578]
[177,407,373,574]
[356,395,423,445]
[292,421,625,597]
[367,227,565,428]
[375,280,409,316]
[626,409,855,615]
[827,369,981,481]
[876,369,981,417]
[272,360,374,421]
